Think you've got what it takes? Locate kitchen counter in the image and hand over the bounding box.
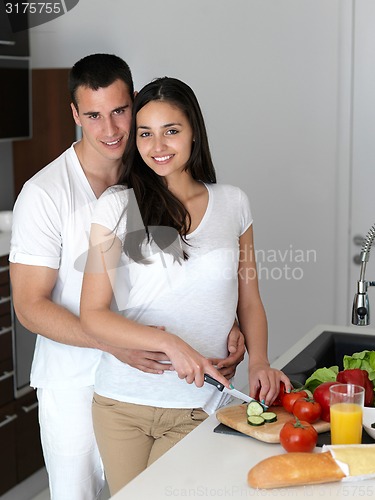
[0,231,11,257]
[112,324,375,499]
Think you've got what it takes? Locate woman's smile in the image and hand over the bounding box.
[152,154,175,163]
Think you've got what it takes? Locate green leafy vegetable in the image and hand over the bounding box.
[304,366,339,392]
[343,350,375,383]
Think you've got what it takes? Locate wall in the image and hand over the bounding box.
[25,0,351,384]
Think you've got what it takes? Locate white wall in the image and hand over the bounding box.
[29,0,351,381]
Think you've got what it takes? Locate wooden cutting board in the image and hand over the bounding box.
[216,404,330,443]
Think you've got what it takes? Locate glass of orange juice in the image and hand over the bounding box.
[329,383,365,445]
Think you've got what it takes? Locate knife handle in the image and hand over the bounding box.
[204,374,224,392]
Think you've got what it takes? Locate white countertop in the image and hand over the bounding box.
[0,231,11,258]
[112,324,375,500]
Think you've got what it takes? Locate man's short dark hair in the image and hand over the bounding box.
[69,53,134,109]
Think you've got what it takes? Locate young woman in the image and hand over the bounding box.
[80,77,291,494]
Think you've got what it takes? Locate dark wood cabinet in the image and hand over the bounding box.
[12,68,76,197]
[0,255,45,496]
[0,401,18,494]
[0,391,44,495]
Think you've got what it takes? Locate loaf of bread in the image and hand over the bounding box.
[248,452,345,489]
[248,445,375,489]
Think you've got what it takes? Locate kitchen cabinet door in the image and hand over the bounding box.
[0,401,17,495]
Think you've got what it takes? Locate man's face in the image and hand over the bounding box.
[71,79,133,163]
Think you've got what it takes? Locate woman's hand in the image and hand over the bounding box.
[165,334,230,389]
[249,362,292,407]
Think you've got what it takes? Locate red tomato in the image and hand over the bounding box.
[272,383,287,406]
[254,382,287,406]
[282,390,308,413]
[313,381,337,422]
[292,398,322,423]
[279,418,318,453]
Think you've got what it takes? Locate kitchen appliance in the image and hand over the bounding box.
[0,56,31,141]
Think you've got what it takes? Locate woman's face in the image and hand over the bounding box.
[136,100,194,182]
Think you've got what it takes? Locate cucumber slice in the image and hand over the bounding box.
[260,411,277,423]
[247,415,265,426]
[246,401,264,417]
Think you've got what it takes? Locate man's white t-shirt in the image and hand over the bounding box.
[9,144,102,389]
[91,183,253,414]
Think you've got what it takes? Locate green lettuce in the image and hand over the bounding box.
[343,350,375,384]
[304,366,339,392]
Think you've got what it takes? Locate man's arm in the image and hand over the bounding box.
[10,262,171,373]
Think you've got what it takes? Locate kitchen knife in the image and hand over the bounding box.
[204,374,268,409]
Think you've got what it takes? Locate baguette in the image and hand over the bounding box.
[248,451,345,489]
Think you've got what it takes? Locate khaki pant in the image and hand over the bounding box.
[92,393,208,495]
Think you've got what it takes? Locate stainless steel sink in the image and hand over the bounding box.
[281,330,375,384]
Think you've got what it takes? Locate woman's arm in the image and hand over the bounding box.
[236,226,291,405]
[80,223,230,388]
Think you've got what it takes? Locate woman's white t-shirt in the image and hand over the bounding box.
[91,183,252,414]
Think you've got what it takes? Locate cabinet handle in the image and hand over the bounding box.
[0,370,14,382]
[0,326,12,335]
[0,414,18,428]
[0,266,10,272]
[21,402,38,413]
[0,296,11,304]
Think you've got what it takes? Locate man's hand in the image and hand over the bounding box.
[209,322,246,379]
[103,324,174,374]
[109,347,174,374]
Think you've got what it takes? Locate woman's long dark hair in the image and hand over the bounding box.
[118,77,216,262]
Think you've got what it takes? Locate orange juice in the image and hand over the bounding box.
[330,403,363,444]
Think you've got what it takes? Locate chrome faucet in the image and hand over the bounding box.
[352,223,375,325]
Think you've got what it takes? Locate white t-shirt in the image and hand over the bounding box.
[91,183,253,414]
[9,144,102,389]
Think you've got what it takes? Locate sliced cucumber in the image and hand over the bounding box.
[247,415,265,426]
[260,411,277,423]
[246,401,264,417]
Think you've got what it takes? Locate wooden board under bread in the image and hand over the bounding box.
[216,404,330,443]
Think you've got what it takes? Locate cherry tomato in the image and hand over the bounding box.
[282,390,308,413]
[313,381,337,422]
[279,418,318,453]
[292,398,322,423]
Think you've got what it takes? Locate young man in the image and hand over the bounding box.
[9,54,245,500]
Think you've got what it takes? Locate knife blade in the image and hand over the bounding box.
[204,374,268,410]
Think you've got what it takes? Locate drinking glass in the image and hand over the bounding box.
[330,383,365,445]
